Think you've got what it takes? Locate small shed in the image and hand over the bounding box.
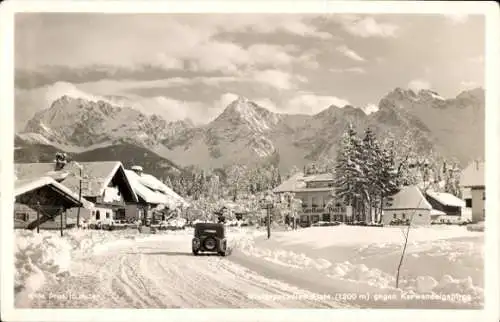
[425,190,465,217]
[382,186,434,226]
[14,177,90,229]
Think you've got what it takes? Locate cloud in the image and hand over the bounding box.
[362,103,379,115]
[337,15,399,38]
[185,41,250,74]
[44,82,112,108]
[149,42,308,75]
[218,92,240,108]
[460,81,480,89]
[254,98,279,113]
[330,67,366,74]
[212,15,332,39]
[250,69,297,90]
[408,79,431,92]
[16,14,332,72]
[246,44,296,66]
[151,54,185,70]
[296,50,321,69]
[287,93,350,114]
[336,45,365,62]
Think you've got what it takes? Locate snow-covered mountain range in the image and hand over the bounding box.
[15,87,484,171]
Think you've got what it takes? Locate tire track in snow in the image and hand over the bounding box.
[26,233,344,308]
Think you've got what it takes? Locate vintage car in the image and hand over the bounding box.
[192,222,228,256]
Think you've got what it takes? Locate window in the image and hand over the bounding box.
[311,197,318,208]
[393,213,397,219]
[483,192,485,201]
[115,209,126,220]
[106,212,110,219]
[96,210,101,220]
[465,199,472,208]
[15,212,28,222]
[402,213,406,220]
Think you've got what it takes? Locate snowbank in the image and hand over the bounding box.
[15,228,195,291]
[232,225,484,307]
[270,225,483,249]
[467,222,485,232]
[15,230,73,305]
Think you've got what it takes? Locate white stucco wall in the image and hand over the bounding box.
[471,187,485,222]
[103,186,123,203]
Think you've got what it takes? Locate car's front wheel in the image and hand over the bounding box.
[218,250,226,256]
[192,249,199,256]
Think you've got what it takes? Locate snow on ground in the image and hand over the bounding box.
[16,227,343,309]
[230,225,484,308]
[15,225,483,309]
[467,221,485,232]
[15,230,73,305]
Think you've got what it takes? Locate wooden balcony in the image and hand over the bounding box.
[302,207,326,214]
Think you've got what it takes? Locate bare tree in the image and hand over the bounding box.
[395,180,433,288]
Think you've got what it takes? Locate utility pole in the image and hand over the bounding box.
[267,204,271,239]
[36,202,40,233]
[77,166,82,228]
[60,206,64,237]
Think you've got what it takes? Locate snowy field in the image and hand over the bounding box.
[232,225,484,308]
[14,225,483,309]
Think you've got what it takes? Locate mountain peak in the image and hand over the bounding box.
[417,89,445,101]
[457,87,484,99]
[384,87,418,101]
[224,96,257,114]
[212,96,280,134]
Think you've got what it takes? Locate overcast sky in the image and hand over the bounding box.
[15,13,485,124]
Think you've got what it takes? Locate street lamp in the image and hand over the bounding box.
[291,198,302,230]
[261,193,274,239]
[73,161,83,228]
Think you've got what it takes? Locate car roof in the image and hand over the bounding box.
[194,222,224,229]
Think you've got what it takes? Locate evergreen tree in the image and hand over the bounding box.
[333,124,364,217]
[362,127,383,223]
[377,146,401,222]
[164,176,173,189]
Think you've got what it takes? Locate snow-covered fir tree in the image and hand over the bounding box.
[333,124,365,217]
[361,127,384,223]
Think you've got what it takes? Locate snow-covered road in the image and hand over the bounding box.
[22,233,344,309]
[16,226,483,309]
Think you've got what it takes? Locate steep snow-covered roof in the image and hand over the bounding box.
[125,169,187,208]
[303,173,334,182]
[384,185,433,210]
[273,172,306,193]
[15,161,138,202]
[426,190,465,208]
[430,209,446,216]
[15,176,94,209]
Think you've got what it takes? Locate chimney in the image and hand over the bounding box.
[131,165,144,176]
[54,152,68,171]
